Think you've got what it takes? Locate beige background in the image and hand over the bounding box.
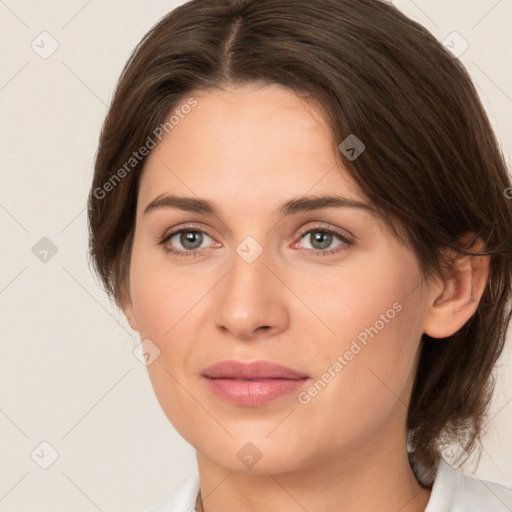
[1,0,511,510]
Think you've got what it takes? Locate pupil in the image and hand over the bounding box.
[312,231,332,250]
[181,231,202,249]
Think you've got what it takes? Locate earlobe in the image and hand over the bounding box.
[120,284,138,332]
[423,238,489,339]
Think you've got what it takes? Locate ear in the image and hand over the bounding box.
[120,282,139,332]
[423,237,489,339]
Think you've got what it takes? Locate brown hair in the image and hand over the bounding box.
[88,0,512,480]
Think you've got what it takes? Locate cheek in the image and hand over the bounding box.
[128,242,197,338]
[128,246,202,434]
[293,253,423,421]
[293,307,422,456]
[291,252,414,353]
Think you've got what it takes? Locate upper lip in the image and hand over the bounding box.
[201,360,309,380]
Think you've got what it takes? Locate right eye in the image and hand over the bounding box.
[158,227,221,257]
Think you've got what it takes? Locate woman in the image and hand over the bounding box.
[88,0,512,510]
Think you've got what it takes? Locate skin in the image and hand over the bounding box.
[121,83,489,512]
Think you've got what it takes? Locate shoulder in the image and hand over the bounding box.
[425,457,512,512]
[143,473,200,512]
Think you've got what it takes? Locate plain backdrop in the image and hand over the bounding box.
[1,1,511,511]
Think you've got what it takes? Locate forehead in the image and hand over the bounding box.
[138,84,366,211]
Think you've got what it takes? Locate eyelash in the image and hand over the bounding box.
[157,223,354,258]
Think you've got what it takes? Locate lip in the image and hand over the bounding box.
[201,360,310,407]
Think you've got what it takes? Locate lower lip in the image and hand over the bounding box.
[203,377,309,407]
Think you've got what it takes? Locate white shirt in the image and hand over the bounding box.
[144,457,512,511]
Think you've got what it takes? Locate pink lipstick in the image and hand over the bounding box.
[201,360,309,407]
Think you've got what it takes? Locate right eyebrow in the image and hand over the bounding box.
[144,194,220,216]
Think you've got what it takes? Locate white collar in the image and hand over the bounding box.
[145,457,512,511]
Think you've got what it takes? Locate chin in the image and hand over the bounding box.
[192,428,311,475]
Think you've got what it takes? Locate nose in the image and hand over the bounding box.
[213,245,290,340]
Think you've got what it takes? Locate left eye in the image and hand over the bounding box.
[299,229,346,251]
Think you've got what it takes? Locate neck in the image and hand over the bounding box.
[195,434,432,512]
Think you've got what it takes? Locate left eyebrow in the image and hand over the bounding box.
[143,193,376,217]
[277,194,376,216]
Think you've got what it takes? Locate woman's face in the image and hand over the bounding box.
[124,83,433,474]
